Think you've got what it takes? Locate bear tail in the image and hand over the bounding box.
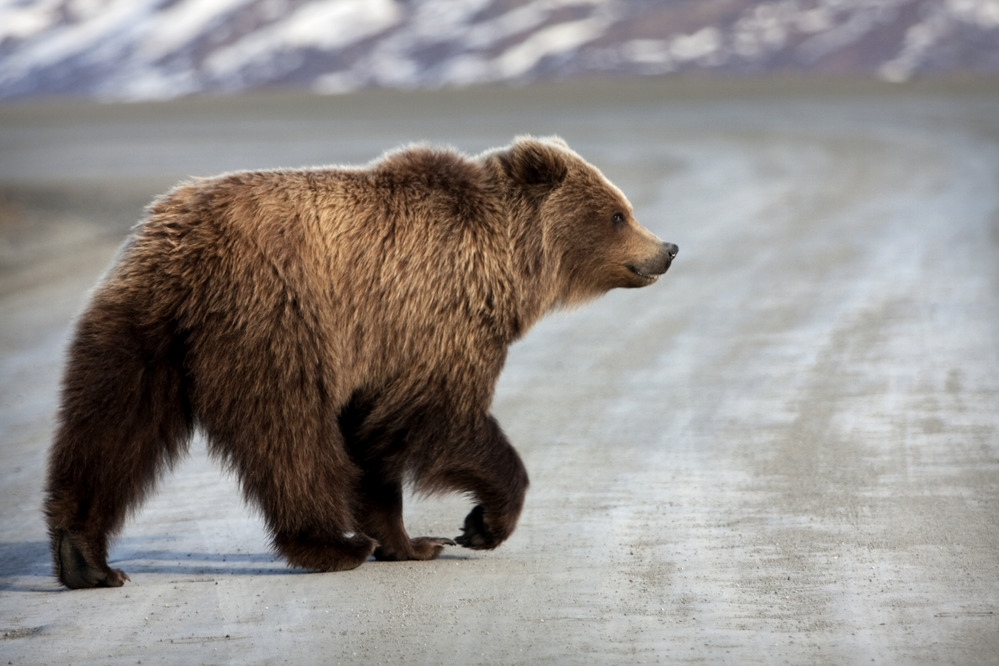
[43,290,193,589]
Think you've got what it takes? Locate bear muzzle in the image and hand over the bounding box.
[626,242,678,284]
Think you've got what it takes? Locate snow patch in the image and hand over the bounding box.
[670,27,722,63]
[0,0,58,43]
[0,0,997,100]
[140,0,256,61]
[947,0,999,26]
[494,17,609,79]
[206,0,402,79]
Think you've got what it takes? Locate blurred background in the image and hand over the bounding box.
[1,0,998,102]
[2,4,999,663]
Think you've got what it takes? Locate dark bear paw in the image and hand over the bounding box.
[454,505,499,550]
[55,530,130,589]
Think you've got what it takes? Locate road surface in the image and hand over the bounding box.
[1,79,997,664]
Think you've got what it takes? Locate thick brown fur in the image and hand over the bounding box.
[44,136,678,588]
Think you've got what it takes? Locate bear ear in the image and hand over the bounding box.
[497,137,569,187]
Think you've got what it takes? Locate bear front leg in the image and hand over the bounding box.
[203,413,378,572]
[420,415,530,551]
[359,475,455,561]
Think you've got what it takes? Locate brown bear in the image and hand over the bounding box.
[44,136,677,589]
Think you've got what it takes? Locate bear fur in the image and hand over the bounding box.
[44,136,678,588]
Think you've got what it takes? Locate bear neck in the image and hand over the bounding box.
[479,154,563,342]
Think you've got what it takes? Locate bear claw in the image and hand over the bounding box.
[373,537,455,561]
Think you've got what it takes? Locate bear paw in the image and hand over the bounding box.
[454,505,499,550]
[55,530,131,589]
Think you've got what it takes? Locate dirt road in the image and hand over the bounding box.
[2,79,997,664]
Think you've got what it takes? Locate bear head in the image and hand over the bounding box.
[492,136,678,309]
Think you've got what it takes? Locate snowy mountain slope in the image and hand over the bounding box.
[1,0,997,101]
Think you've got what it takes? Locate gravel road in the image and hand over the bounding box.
[1,79,997,664]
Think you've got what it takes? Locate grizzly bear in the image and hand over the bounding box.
[44,136,677,588]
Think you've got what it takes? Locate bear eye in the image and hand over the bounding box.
[611,212,625,226]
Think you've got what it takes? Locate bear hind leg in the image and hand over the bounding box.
[53,529,130,589]
[45,304,193,589]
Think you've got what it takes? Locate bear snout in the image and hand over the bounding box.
[627,242,678,284]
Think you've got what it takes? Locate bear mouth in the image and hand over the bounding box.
[627,264,664,283]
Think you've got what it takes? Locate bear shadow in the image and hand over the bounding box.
[0,538,289,591]
[109,536,287,577]
[115,545,472,576]
[0,540,56,591]
[0,538,471,591]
